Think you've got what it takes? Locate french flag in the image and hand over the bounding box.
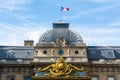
[61,7,70,11]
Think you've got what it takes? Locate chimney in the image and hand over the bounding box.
[24,40,34,46]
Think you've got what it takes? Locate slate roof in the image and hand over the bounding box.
[0,46,120,61]
[38,23,83,45]
[87,46,120,60]
[0,46,34,59]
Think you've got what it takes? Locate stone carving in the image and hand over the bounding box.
[67,49,70,56]
[51,49,54,56]
[55,37,68,47]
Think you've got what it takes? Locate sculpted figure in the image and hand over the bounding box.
[55,37,69,47]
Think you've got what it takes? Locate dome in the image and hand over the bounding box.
[38,23,84,45]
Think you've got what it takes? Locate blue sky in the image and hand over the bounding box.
[0,0,120,46]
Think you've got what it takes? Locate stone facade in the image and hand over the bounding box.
[0,22,120,80]
[89,64,120,80]
[0,64,34,80]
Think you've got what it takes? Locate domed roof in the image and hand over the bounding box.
[38,23,84,45]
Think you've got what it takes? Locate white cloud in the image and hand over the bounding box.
[70,24,120,46]
[0,22,48,46]
[109,21,120,27]
[84,37,120,46]
[63,6,111,20]
[63,2,120,20]
[0,0,33,11]
[0,0,35,23]
[0,22,120,46]
[93,28,120,33]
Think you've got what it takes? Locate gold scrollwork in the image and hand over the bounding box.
[38,57,84,77]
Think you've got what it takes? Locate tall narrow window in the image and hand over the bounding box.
[108,76,115,80]
[92,76,98,80]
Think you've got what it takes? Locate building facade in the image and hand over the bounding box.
[0,22,120,80]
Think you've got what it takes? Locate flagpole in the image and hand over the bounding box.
[60,6,63,22]
[60,6,70,22]
[60,0,63,22]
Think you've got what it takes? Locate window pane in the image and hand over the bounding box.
[24,77,31,80]
[108,77,115,80]
[6,77,14,80]
[92,77,98,80]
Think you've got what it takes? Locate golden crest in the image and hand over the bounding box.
[38,57,84,77]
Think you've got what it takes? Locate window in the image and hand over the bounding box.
[108,76,115,80]
[92,76,98,80]
[6,76,14,80]
[24,76,31,80]
[58,50,64,55]
[75,50,79,54]
[43,50,47,55]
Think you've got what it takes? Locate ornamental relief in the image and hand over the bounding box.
[53,37,69,47]
[37,57,85,77]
